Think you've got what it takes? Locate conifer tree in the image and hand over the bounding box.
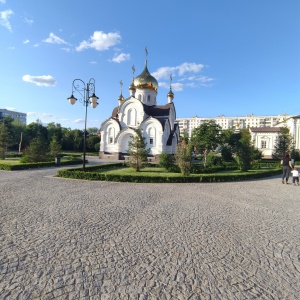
[22,135,49,162]
[0,122,10,159]
[128,128,149,172]
[234,128,254,171]
[272,127,293,159]
[49,135,62,158]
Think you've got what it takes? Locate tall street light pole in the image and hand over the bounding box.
[67,78,99,171]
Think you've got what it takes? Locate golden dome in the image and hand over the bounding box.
[134,61,158,91]
[167,89,174,99]
[129,80,136,91]
[118,94,124,101]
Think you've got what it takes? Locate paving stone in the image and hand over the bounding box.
[1,163,300,299]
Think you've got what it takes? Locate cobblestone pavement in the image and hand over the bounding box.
[1,164,300,299]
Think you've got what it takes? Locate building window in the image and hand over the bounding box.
[138,94,141,101]
[148,127,155,146]
[261,140,267,148]
[108,127,114,144]
[147,95,150,102]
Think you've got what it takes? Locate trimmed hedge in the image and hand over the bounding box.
[0,158,84,171]
[57,165,282,183]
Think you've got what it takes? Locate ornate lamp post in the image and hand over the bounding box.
[67,78,99,171]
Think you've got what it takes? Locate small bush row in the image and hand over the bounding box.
[0,158,84,171]
[57,167,282,183]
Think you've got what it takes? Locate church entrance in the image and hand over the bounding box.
[120,133,132,154]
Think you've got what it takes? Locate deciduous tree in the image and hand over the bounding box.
[190,121,222,167]
[175,140,193,176]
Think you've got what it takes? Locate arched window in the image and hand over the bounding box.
[147,95,150,102]
[148,127,155,146]
[138,94,142,101]
[108,127,114,144]
[127,108,137,126]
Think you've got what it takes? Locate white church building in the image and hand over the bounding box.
[99,58,180,161]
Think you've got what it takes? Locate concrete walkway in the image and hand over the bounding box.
[1,160,300,299]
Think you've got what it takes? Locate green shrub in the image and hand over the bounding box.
[5,152,22,158]
[159,153,175,171]
[57,165,282,183]
[0,158,84,170]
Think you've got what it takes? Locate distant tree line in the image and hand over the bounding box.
[0,115,100,158]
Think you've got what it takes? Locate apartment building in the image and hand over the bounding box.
[0,109,27,125]
[177,114,290,137]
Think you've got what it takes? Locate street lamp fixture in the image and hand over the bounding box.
[67,78,99,171]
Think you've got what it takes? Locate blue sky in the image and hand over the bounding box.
[0,0,299,129]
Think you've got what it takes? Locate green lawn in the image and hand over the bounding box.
[95,167,184,177]
[94,166,269,177]
[0,158,20,165]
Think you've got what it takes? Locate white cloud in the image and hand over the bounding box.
[0,0,6,4]
[27,112,56,119]
[33,43,39,47]
[171,83,184,91]
[187,75,214,87]
[74,119,84,124]
[76,31,121,52]
[43,32,67,44]
[153,63,205,80]
[24,17,33,25]
[177,63,204,75]
[152,66,176,80]
[153,62,213,91]
[22,75,56,87]
[159,82,184,92]
[7,46,15,50]
[23,39,30,44]
[111,52,130,63]
[0,9,13,31]
[5,107,16,111]
[61,47,71,52]
[89,61,97,64]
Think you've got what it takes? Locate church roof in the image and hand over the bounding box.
[112,106,119,118]
[167,123,179,146]
[143,103,172,118]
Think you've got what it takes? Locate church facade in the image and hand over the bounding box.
[99,59,180,161]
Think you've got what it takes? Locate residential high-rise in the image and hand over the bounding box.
[0,109,27,125]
